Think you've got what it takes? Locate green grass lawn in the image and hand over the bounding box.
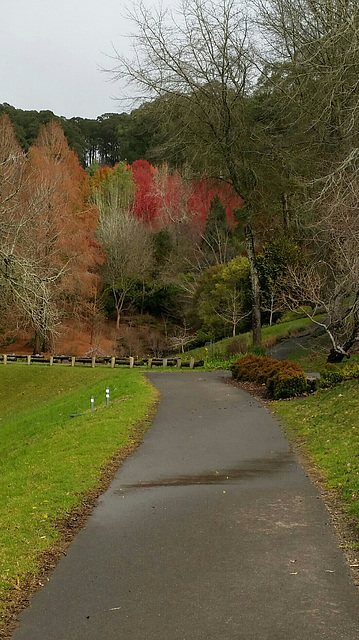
[273,380,359,524]
[0,364,157,613]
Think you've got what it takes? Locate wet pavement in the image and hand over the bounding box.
[12,371,359,639]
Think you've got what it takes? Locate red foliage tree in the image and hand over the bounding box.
[188,179,243,229]
[131,159,158,223]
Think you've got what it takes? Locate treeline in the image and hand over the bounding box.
[0,103,159,168]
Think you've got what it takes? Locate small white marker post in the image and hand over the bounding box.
[106,387,110,407]
[91,396,94,412]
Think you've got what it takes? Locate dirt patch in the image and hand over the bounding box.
[0,399,159,640]
[226,376,359,593]
[225,377,269,401]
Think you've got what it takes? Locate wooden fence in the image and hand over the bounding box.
[0,354,204,369]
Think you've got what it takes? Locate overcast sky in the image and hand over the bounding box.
[1,0,163,119]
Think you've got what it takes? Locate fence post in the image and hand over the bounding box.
[190,357,195,369]
[3,355,7,365]
[71,357,75,367]
[148,358,152,368]
[129,356,134,369]
[111,356,115,369]
[49,355,53,366]
[91,357,95,368]
[176,358,182,368]
[162,358,167,368]
[27,355,31,365]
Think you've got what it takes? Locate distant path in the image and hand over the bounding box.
[267,332,313,361]
[12,372,359,639]
[267,331,321,378]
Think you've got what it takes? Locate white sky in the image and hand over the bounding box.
[1,0,161,119]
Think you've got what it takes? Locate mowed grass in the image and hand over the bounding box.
[0,364,157,610]
[273,380,359,523]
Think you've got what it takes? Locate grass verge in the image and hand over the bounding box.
[273,380,359,524]
[0,365,158,630]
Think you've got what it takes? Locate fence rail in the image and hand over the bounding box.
[0,354,204,369]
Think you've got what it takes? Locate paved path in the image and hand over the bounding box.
[13,372,359,639]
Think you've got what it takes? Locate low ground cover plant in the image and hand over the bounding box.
[230,354,307,399]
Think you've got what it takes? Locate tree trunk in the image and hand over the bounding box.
[281,192,290,230]
[244,222,261,345]
[327,348,347,363]
[33,330,41,355]
[327,315,359,363]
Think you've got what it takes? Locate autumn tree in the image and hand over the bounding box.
[131,159,159,223]
[0,118,101,352]
[0,115,57,343]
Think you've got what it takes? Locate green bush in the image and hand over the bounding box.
[342,362,359,380]
[319,363,344,388]
[267,364,308,400]
[230,354,307,399]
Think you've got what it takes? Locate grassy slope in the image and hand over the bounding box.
[288,333,359,372]
[0,365,157,609]
[183,316,315,361]
[274,381,359,524]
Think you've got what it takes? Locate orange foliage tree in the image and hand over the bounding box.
[27,122,102,351]
[0,118,102,352]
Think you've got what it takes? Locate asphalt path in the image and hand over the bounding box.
[12,371,359,639]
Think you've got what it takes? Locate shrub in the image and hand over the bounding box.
[230,354,260,381]
[319,363,344,388]
[342,362,359,380]
[231,354,307,399]
[267,364,307,400]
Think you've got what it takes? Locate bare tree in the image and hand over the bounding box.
[110,0,264,344]
[284,169,359,361]
[168,321,196,353]
[254,0,359,193]
[97,210,153,328]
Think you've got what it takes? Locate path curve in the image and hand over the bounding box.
[12,372,359,639]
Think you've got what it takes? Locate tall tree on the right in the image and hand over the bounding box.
[255,0,359,361]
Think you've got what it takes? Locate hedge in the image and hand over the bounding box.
[230,354,307,399]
